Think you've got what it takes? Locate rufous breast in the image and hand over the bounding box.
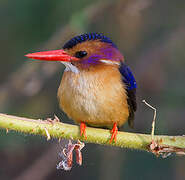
[57,64,129,128]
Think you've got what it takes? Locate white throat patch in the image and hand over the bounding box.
[62,62,79,74]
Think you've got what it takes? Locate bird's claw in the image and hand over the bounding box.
[109,123,118,143]
[80,122,87,139]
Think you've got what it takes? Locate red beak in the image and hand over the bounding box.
[25,50,78,62]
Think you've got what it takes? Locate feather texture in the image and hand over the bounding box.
[58,65,129,128]
[63,33,117,49]
[119,62,137,128]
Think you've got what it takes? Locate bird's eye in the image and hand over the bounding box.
[75,51,87,58]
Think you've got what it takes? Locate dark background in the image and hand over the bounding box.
[0,0,185,179]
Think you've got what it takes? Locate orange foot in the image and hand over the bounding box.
[80,122,87,139]
[109,123,118,143]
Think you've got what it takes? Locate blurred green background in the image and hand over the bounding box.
[0,0,185,179]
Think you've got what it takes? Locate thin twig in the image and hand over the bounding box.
[142,100,156,140]
[142,100,185,157]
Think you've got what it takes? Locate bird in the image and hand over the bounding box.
[25,33,137,143]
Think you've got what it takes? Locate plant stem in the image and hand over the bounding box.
[0,113,184,152]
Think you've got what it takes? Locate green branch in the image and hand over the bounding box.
[0,113,185,154]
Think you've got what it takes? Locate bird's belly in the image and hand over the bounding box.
[58,69,129,128]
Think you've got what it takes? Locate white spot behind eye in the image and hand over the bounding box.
[99,59,120,65]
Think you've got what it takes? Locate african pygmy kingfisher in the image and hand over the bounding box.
[25,33,137,143]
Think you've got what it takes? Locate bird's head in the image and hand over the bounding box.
[25,33,124,72]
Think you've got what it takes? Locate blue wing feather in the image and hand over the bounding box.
[119,63,137,90]
[119,62,137,128]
